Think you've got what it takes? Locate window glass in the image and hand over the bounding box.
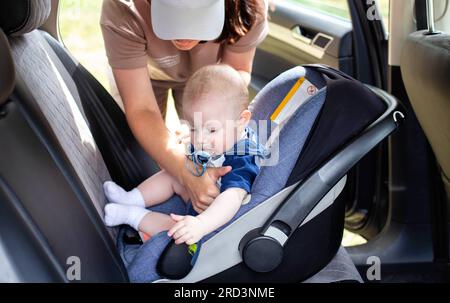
[59,0,111,91]
[283,0,390,30]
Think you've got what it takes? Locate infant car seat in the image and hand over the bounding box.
[122,64,404,283]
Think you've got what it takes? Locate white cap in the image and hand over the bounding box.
[151,0,225,41]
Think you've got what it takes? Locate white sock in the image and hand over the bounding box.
[104,204,149,231]
[103,181,145,207]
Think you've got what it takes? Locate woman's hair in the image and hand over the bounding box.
[215,0,263,45]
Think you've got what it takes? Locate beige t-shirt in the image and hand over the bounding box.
[100,0,269,83]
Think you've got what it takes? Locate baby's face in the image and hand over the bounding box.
[184,94,247,156]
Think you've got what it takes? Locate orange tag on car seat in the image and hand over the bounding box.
[271,77,318,125]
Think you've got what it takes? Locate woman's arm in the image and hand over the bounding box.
[113,67,179,173]
[112,67,231,212]
[168,188,247,245]
[221,48,256,86]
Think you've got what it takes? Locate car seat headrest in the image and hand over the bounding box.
[0,29,15,105]
[0,0,51,37]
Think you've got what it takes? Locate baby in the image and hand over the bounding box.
[103,64,265,246]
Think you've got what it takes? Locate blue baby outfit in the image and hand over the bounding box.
[186,127,267,216]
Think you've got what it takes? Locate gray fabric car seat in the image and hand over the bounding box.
[9,26,111,228]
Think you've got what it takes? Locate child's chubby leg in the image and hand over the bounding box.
[104,203,175,237]
[137,212,175,237]
[137,170,190,205]
[103,170,189,207]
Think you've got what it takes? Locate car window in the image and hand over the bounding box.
[376,0,390,31]
[283,0,390,30]
[59,0,112,93]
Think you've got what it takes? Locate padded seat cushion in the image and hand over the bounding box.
[9,31,114,236]
[0,0,51,36]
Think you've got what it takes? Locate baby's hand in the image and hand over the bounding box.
[168,214,207,245]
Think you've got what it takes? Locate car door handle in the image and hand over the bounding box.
[291,25,313,45]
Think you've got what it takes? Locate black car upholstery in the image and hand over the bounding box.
[401,30,450,202]
[0,30,14,105]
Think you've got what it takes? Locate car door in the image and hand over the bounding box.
[251,0,391,241]
[250,0,354,97]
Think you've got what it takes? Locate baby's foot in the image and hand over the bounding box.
[103,181,145,207]
[104,204,149,231]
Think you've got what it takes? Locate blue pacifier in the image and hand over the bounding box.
[185,144,220,177]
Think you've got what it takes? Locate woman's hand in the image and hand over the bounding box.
[168,214,207,245]
[180,164,231,213]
